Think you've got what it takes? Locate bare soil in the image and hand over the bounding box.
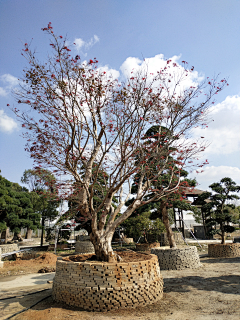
[0,250,240,320]
[0,252,58,277]
[62,250,152,263]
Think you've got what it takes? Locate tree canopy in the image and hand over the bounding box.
[11,22,227,261]
[123,125,199,247]
[0,172,41,238]
[204,177,240,244]
[21,168,59,243]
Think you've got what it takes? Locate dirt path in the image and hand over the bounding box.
[1,254,239,320]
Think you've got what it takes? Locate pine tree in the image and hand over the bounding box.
[205,177,240,244]
[21,169,59,244]
[0,172,41,241]
[123,126,198,248]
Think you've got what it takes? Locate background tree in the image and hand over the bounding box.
[191,191,213,239]
[122,211,165,243]
[124,126,199,248]
[21,168,59,244]
[204,177,240,244]
[0,172,40,241]
[12,23,227,261]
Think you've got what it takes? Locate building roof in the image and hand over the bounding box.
[182,187,206,197]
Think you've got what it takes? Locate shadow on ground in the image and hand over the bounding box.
[201,256,240,264]
[163,274,240,295]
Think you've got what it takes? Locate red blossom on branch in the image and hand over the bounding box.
[13,24,227,262]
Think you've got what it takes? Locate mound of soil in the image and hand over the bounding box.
[38,266,56,273]
[35,253,58,264]
[62,250,152,263]
[0,252,58,277]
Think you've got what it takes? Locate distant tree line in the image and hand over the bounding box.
[0,169,59,244]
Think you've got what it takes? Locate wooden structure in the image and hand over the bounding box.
[172,188,206,238]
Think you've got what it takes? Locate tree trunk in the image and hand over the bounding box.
[90,231,120,262]
[41,218,45,246]
[201,209,208,239]
[12,232,23,242]
[220,222,225,244]
[25,228,32,239]
[161,202,177,248]
[1,228,10,244]
[143,230,148,243]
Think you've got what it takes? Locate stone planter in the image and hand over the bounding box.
[52,253,163,311]
[75,240,95,254]
[151,246,201,270]
[135,242,160,251]
[208,243,240,258]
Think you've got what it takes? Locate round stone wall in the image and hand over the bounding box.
[151,246,201,270]
[75,240,95,254]
[208,243,240,258]
[52,254,163,311]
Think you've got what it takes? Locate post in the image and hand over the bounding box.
[41,217,45,246]
[54,227,59,255]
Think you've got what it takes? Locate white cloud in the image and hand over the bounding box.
[74,35,100,52]
[190,166,240,191]
[119,54,203,93]
[191,95,240,155]
[85,35,99,50]
[0,74,18,87]
[0,110,18,133]
[96,64,120,80]
[74,38,85,51]
[0,74,19,96]
[0,87,7,97]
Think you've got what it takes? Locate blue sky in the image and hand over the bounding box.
[0,0,240,191]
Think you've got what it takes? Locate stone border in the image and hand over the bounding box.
[0,248,3,268]
[151,246,201,270]
[0,243,19,255]
[52,254,163,311]
[208,243,240,257]
[75,240,95,254]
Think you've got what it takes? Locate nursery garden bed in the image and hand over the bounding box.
[1,253,240,319]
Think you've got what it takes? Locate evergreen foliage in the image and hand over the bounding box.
[122,126,198,245]
[121,211,165,242]
[204,177,240,244]
[0,171,41,236]
[21,168,59,242]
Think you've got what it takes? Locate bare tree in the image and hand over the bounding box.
[12,23,227,261]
